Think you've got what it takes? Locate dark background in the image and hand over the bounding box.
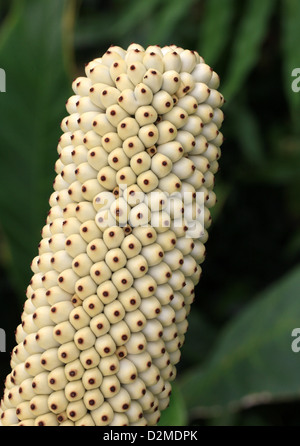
[0,0,300,426]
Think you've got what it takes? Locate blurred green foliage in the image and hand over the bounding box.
[0,0,300,426]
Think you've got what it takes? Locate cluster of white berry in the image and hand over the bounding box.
[0,43,224,426]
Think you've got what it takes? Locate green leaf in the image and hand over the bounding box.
[229,101,265,166]
[157,382,188,426]
[74,11,117,50]
[281,0,300,126]
[147,0,195,46]
[198,0,236,67]
[210,181,232,222]
[113,0,162,37]
[74,0,162,51]
[180,265,300,417]
[285,229,300,260]
[0,0,72,300]
[180,309,216,367]
[222,0,274,101]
